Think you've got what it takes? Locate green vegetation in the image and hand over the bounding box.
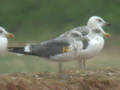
[0,0,119,41]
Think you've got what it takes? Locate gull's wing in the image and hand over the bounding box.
[8,26,90,58]
[58,26,89,49]
[8,39,70,58]
[74,26,90,36]
[59,26,89,38]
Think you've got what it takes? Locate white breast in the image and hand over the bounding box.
[78,35,104,59]
[0,37,8,54]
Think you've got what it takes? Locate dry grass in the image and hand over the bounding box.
[0,69,120,90]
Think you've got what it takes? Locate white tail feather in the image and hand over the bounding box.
[24,44,31,52]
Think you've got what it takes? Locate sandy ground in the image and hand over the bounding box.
[0,69,120,90]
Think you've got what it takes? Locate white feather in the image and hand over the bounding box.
[24,44,31,52]
[0,37,8,54]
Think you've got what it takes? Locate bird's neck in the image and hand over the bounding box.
[0,35,6,38]
[88,31,103,39]
[87,22,100,30]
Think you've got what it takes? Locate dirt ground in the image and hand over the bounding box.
[0,69,120,90]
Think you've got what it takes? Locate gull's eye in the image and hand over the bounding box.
[0,30,3,33]
[97,19,102,22]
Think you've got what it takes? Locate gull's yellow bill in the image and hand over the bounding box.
[6,33,14,38]
[104,33,111,38]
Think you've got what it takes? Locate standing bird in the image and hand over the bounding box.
[0,27,14,54]
[8,16,111,72]
[60,16,111,70]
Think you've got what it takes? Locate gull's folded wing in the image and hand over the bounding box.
[8,39,70,58]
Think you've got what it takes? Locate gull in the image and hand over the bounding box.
[8,16,111,72]
[58,16,111,70]
[0,26,14,54]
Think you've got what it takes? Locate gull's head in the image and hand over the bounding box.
[88,16,111,38]
[0,27,14,38]
[87,16,111,28]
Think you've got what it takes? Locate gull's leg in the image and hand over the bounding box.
[58,62,71,79]
[58,62,63,73]
[78,60,83,70]
[78,59,86,70]
[83,59,86,70]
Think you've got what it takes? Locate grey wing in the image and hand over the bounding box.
[59,26,89,39]
[29,39,70,58]
[74,26,89,36]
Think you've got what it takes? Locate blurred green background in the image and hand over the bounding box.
[0,0,120,74]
